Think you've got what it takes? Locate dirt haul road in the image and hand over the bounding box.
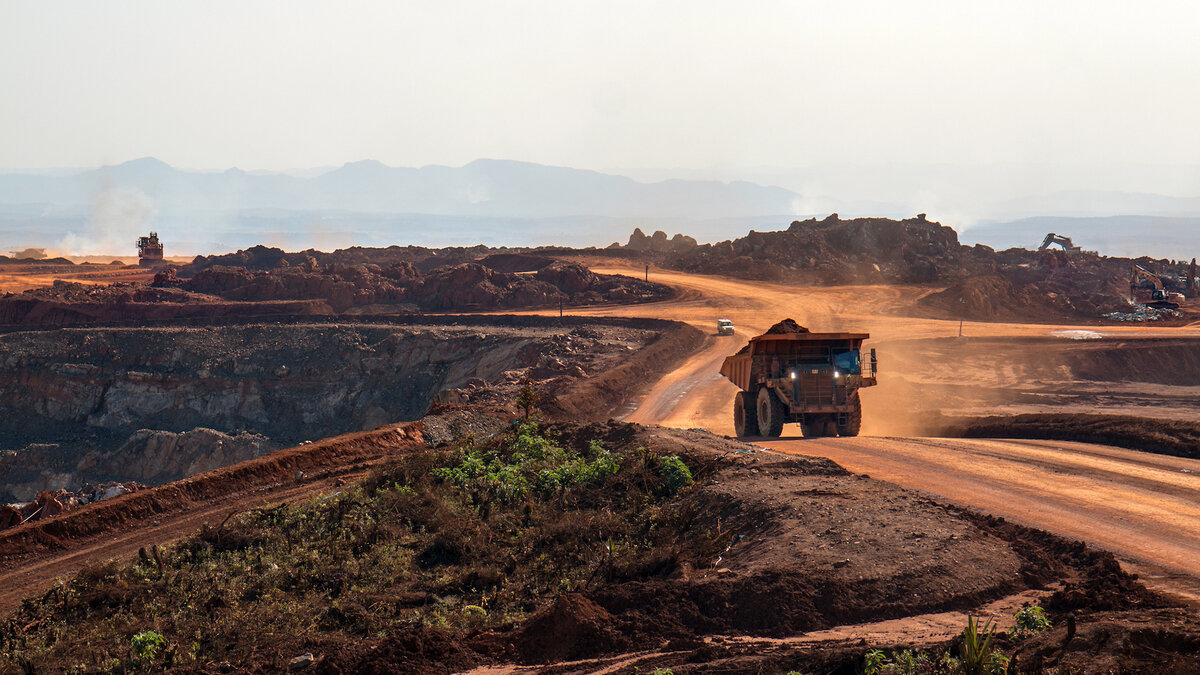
[550,262,1200,602]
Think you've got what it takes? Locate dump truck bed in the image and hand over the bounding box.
[719,332,870,391]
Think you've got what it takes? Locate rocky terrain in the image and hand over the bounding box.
[0,316,699,503]
[612,216,1198,322]
[0,248,670,326]
[622,214,985,284]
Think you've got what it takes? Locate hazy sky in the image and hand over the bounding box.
[3,1,1200,174]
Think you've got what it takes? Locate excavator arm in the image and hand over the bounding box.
[1039,233,1082,252]
[1131,264,1164,290]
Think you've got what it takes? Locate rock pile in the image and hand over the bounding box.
[177,258,667,312]
[624,228,699,254]
[620,214,988,284]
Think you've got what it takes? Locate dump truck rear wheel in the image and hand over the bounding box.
[837,393,862,437]
[757,387,786,438]
[733,390,758,438]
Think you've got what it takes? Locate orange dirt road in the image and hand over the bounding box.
[556,263,1200,602]
[567,263,1200,435]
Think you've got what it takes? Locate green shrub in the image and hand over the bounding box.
[657,454,693,495]
[432,423,622,504]
[1010,604,1052,640]
[864,648,936,675]
[130,630,165,665]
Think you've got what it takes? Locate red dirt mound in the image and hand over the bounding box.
[515,593,631,663]
[764,317,809,334]
[324,626,484,675]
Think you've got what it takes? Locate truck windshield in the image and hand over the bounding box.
[832,350,861,374]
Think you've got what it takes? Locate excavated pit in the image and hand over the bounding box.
[0,316,668,501]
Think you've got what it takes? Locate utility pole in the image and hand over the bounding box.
[644,263,649,282]
[559,297,563,318]
[958,320,963,338]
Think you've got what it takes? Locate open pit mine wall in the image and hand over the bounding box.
[0,323,551,450]
[0,325,533,502]
[0,315,691,501]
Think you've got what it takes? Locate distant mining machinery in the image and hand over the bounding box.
[137,232,164,267]
[1131,264,1186,310]
[1038,233,1082,253]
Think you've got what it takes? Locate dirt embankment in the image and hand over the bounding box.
[546,322,706,421]
[945,413,1200,461]
[0,421,426,616]
[0,282,331,325]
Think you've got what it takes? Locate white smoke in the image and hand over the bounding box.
[57,186,157,256]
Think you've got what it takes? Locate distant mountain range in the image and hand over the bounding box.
[0,158,804,255]
[1,157,1199,259]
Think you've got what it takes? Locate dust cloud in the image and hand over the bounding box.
[860,338,1027,437]
[56,186,156,257]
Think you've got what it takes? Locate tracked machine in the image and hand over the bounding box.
[1131,264,1186,310]
[720,319,877,438]
[137,232,164,267]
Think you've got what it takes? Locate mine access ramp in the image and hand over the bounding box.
[720,319,877,439]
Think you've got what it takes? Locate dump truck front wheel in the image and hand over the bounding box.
[837,393,862,437]
[734,390,759,437]
[757,387,786,438]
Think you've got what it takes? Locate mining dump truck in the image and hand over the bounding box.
[720,319,877,438]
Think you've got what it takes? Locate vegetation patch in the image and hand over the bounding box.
[0,422,719,673]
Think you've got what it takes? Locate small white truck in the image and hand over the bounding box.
[717,319,735,336]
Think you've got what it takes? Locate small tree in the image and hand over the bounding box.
[516,375,539,421]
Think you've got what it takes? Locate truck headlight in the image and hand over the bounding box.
[789,370,797,379]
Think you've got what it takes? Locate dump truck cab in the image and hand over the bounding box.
[720,323,877,438]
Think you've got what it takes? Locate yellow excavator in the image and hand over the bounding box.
[1039,233,1082,253]
[1131,264,1186,310]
